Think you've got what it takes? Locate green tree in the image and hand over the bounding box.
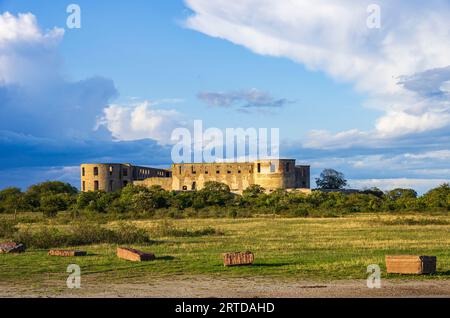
[387,188,418,200]
[315,169,348,189]
[199,181,233,206]
[131,186,168,212]
[242,184,265,198]
[27,181,78,195]
[0,187,28,215]
[25,181,78,211]
[422,183,450,210]
[170,191,194,210]
[40,193,73,217]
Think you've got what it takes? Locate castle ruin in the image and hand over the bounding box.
[80,159,310,194]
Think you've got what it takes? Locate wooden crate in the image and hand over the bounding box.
[48,250,87,257]
[0,242,26,254]
[223,252,254,266]
[386,255,436,274]
[117,247,155,262]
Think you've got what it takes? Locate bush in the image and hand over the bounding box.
[13,222,152,248]
[40,193,74,217]
[0,220,19,238]
[291,204,310,217]
[198,181,234,206]
[132,186,168,213]
[378,217,450,226]
[0,187,28,213]
[422,183,450,210]
[27,181,78,196]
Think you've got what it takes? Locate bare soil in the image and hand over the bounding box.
[1,276,449,298]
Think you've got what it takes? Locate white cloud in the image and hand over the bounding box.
[184,0,450,147]
[0,12,117,140]
[97,101,186,145]
[197,88,292,110]
[0,12,64,85]
[404,150,450,160]
[349,178,448,194]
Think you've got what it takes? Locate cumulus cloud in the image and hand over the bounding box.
[184,0,450,146]
[0,12,118,140]
[0,130,173,190]
[349,178,448,194]
[96,101,186,145]
[0,12,64,85]
[398,66,450,99]
[0,12,174,189]
[197,88,292,111]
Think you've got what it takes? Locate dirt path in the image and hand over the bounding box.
[1,276,449,298]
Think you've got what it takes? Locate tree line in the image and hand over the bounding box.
[0,180,448,218]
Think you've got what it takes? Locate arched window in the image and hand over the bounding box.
[93,167,99,176]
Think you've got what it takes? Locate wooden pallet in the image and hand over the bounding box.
[117,247,155,262]
[223,252,254,266]
[386,255,436,274]
[48,250,87,257]
[0,242,26,254]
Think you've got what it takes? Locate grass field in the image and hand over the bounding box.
[1,212,449,292]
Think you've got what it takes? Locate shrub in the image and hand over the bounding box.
[378,217,450,226]
[291,204,310,217]
[40,193,73,217]
[14,227,63,249]
[422,183,450,210]
[113,222,152,244]
[0,187,28,213]
[27,181,78,196]
[13,222,152,248]
[132,187,168,213]
[0,220,19,238]
[199,181,233,206]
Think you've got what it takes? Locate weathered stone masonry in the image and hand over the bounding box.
[81,159,310,194]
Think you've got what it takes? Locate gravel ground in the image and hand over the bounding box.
[1,276,449,298]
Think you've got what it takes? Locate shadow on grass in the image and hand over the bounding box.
[82,256,176,275]
[156,256,175,261]
[252,263,292,267]
[435,270,450,276]
[218,263,292,268]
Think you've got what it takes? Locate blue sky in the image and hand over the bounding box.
[0,0,449,193]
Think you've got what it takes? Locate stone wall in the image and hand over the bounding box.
[133,177,173,191]
[172,162,255,192]
[81,159,310,194]
[80,163,171,192]
[81,164,133,192]
[171,159,309,193]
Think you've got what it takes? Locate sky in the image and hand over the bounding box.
[0,0,449,194]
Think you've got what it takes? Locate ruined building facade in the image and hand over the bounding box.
[80,159,310,194]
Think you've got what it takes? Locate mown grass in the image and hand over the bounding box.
[0,213,449,287]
